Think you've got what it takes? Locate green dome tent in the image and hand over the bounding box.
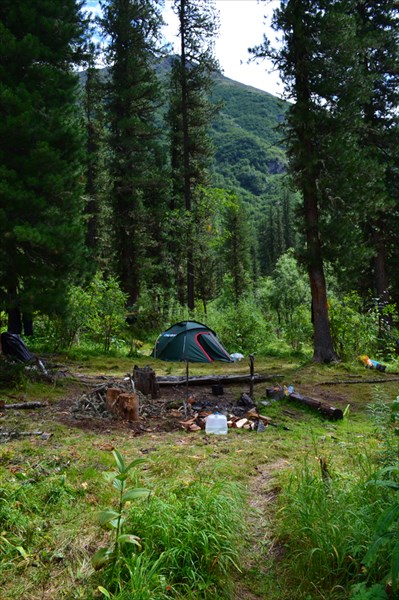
[152,321,232,413]
[152,320,232,364]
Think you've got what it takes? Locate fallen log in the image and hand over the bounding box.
[266,388,343,420]
[4,401,46,410]
[316,377,399,386]
[0,430,51,440]
[157,373,281,387]
[288,392,343,420]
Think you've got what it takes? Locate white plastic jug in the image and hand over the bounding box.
[205,411,228,435]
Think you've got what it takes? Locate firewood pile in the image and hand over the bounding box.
[71,381,195,421]
[176,392,273,432]
[71,382,273,433]
[179,404,272,433]
[71,382,148,421]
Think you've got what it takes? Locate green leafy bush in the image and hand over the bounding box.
[258,251,312,350]
[329,293,380,360]
[207,296,267,353]
[31,272,128,352]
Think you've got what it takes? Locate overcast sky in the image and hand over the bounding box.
[85,0,282,97]
[163,0,282,96]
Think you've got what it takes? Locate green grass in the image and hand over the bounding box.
[0,356,398,598]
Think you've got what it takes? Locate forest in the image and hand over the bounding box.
[1,0,398,363]
[1,1,399,599]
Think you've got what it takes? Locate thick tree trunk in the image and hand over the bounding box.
[309,260,338,363]
[371,221,389,300]
[291,0,339,364]
[299,138,338,362]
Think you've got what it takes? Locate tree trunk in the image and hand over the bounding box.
[309,263,338,363]
[291,0,339,363]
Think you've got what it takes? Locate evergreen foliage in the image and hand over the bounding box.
[167,0,220,310]
[81,43,110,269]
[99,0,165,307]
[0,0,88,324]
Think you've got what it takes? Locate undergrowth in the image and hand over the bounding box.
[270,387,399,600]
[93,455,246,599]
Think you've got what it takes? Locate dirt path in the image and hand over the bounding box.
[233,459,289,599]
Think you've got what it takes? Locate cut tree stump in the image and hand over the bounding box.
[133,365,160,398]
[106,388,139,421]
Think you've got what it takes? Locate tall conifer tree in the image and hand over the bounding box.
[222,193,251,305]
[167,0,220,311]
[252,0,341,362]
[0,0,88,331]
[354,1,399,306]
[99,0,164,307]
[82,43,108,268]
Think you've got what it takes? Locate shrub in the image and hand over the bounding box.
[207,296,267,354]
[329,293,380,361]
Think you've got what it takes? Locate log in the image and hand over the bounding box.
[133,365,160,398]
[288,392,343,420]
[4,401,46,410]
[157,373,281,387]
[0,431,50,438]
[316,377,399,386]
[234,418,249,429]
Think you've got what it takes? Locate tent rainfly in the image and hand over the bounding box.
[151,320,232,364]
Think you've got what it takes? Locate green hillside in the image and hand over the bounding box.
[210,73,288,214]
[79,61,290,216]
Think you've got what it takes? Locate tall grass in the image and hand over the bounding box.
[274,456,390,598]
[96,479,246,599]
[270,387,399,600]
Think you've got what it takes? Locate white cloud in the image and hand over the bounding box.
[162,0,282,96]
[86,0,283,96]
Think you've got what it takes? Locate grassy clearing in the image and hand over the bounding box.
[0,356,398,598]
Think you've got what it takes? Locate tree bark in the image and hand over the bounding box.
[291,0,339,363]
[133,365,160,398]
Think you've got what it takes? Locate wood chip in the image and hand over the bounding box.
[234,418,249,429]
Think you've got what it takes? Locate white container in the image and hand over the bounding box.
[205,412,228,435]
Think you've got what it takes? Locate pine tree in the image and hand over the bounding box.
[0,0,88,331]
[81,43,108,268]
[167,0,220,311]
[222,193,251,305]
[99,0,164,307]
[252,0,341,362]
[353,1,399,307]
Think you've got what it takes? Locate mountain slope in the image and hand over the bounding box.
[79,61,290,214]
[210,73,288,213]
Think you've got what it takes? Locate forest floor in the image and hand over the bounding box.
[1,354,398,599]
